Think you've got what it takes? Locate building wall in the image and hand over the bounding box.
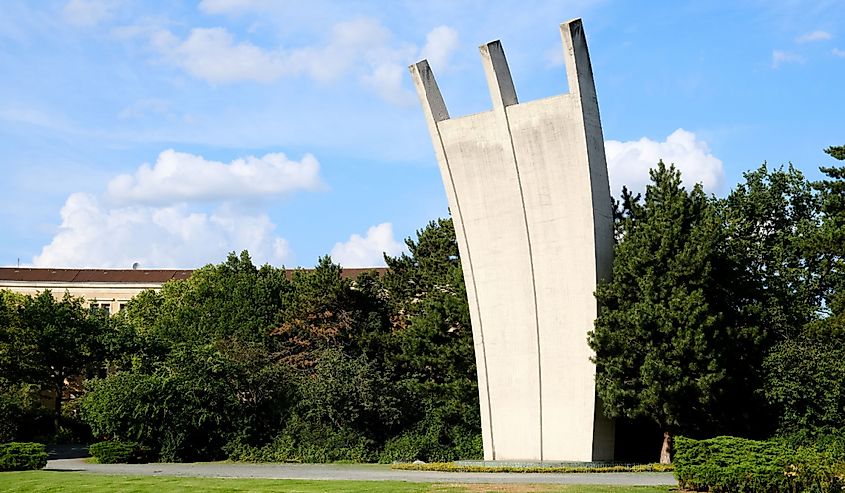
[0,281,165,315]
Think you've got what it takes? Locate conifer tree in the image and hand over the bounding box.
[589,162,763,463]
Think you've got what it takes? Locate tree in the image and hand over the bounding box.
[82,340,295,461]
[381,218,482,461]
[589,162,765,463]
[721,164,823,340]
[270,256,390,369]
[812,145,845,320]
[123,251,290,360]
[14,291,110,432]
[761,146,845,440]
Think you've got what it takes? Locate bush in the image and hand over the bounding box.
[227,415,376,463]
[89,440,145,464]
[0,442,48,471]
[764,337,845,434]
[379,422,481,463]
[674,435,845,493]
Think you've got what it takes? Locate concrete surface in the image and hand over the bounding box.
[409,18,614,462]
[45,459,677,485]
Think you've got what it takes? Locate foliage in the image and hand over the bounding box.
[589,162,766,457]
[812,146,845,321]
[721,163,823,340]
[81,341,295,462]
[674,435,845,493]
[381,218,481,461]
[88,440,145,464]
[379,416,482,463]
[125,251,290,353]
[271,257,390,370]
[0,289,124,435]
[391,462,674,473]
[0,442,48,471]
[763,333,845,433]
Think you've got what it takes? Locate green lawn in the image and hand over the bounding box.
[0,471,675,493]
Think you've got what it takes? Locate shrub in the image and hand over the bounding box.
[674,435,845,493]
[227,415,376,463]
[89,440,145,464]
[379,422,481,463]
[0,442,48,471]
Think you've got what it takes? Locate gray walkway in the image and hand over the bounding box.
[46,458,677,486]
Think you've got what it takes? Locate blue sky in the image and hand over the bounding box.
[1,0,843,269]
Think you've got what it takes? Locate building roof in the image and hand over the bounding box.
[0,268,192,283]
[0,267,387,283]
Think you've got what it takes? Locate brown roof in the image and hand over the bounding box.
[0,267,387,283]
[0,268,193,283]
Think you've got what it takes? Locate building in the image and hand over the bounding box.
[0,268,192,315]
[0,267,385,315]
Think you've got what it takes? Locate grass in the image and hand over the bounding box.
[0,471,676,493]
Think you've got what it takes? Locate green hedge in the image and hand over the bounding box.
[0,442,48,471]
[89,440,145,464]
[674,436,845,493]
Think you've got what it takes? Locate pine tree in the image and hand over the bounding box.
[589,162,764,463]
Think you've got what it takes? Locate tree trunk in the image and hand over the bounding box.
[53,379,63,435]
[659,430,673,464]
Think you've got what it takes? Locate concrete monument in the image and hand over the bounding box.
[409,19,614,461]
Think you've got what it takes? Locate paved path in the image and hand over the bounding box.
[46,459,676,486]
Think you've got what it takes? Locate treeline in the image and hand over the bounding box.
[0,219,480,462]
[591,146,845,462]
[1,146,842,464]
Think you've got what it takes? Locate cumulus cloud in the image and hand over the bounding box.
[63,0,120,27]
[796,30,832,43]
[145,19,455,104]
[33,193,290,268]
[605,128,724,195]
[106,149,322,205]
[833,48,845,58]
[771,50,803,68]
[330,223,405,268]
[34,148,326,267]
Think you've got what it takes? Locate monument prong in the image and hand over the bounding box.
[479,40,518,109]
[561,18,597,102]
[409,61,450,124]
[411,19,613,462]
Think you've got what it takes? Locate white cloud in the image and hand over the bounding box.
[330,223,405,267]
[833,48,845,58]
[771,49,803,68]
[33,193,290,268]
[106,149,322,205]
[796,30,832,43]
[152,27,289,83]
[420,26,459,70]
[604,129,724,195]
[63,0,120,27]
[361,63,414,105]
[145,19,454,104]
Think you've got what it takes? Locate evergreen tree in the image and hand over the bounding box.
[589,162,765,463]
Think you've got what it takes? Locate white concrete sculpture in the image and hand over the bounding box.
[409,19,614,461]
